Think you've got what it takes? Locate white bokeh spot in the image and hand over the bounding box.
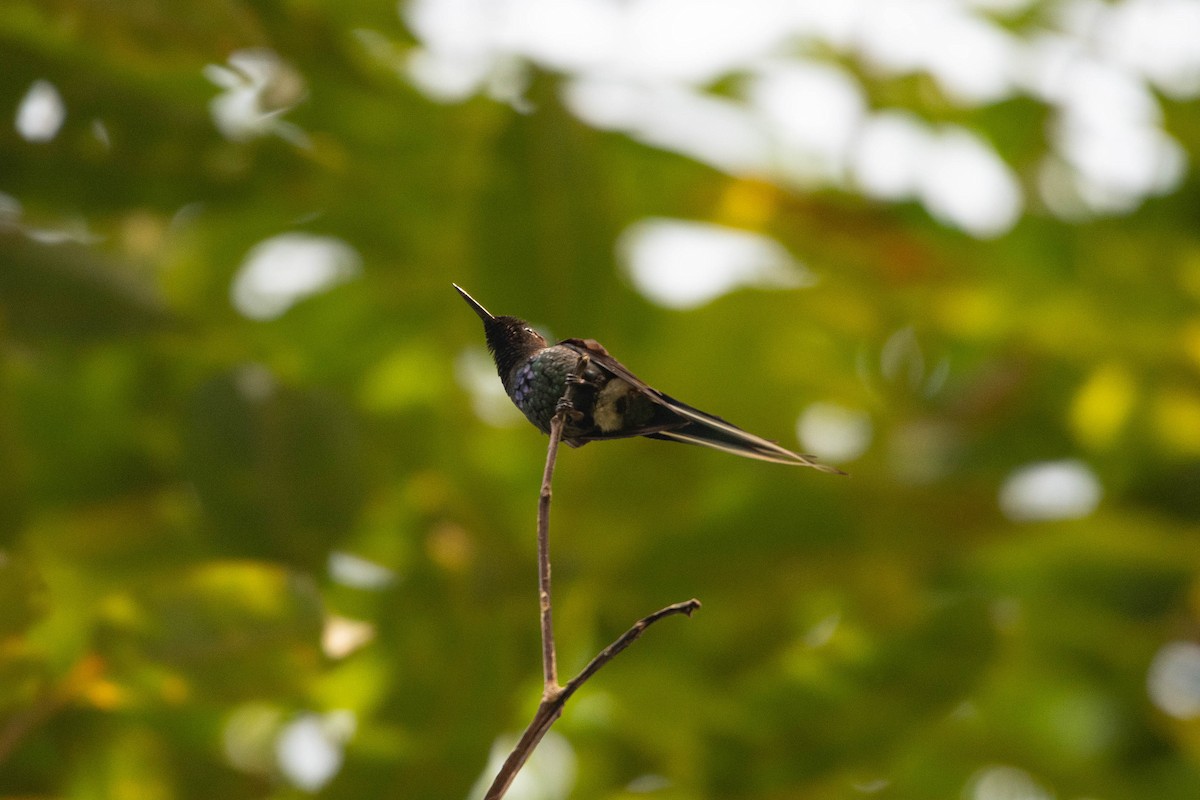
[16,80,66,143]
[998,459,1102,522]
[1148,640,1200,719]
[918,126,1023,238]
[231,233,361,320]
[798,403,872,463]
[468,730,577,800]
[965,765,1054,800]
[204,49,308,144]
[852,111,931,200]
[328,551,397,589]
[619,218,812,309]
[276,711,356,792]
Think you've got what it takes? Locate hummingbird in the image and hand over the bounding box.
[455,285,842,472]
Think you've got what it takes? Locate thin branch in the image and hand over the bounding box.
[560,598,701,702]
[535,367,589,694]
[538,412,563,692]
[483,599,701,800]
[483,368,701,799]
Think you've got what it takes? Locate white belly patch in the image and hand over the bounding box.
[593,379,636,432]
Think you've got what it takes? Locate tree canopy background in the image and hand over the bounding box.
[3,1,1200,798]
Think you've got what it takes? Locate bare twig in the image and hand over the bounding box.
[483,599,701,800]
[563,598,702,695]
[483,384,701,799]
[537,412,563,693]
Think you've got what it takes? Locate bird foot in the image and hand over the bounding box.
[564,353,593,384]
[555,396,585,424]
[558,353,592,424]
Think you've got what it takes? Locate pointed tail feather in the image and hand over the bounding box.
[641,393,846,473]
[646,424,846,473]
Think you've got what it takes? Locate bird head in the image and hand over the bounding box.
[455,284,548,378]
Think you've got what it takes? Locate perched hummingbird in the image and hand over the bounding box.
[455,285,842,472]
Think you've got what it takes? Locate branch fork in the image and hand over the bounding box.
[484,374,701,799]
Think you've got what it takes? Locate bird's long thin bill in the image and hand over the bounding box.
[453,284,494,321]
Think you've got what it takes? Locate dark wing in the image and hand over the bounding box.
[559,339,844,472]
[557,338,684,441]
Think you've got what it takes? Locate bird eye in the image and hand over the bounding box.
[525,327,536,335]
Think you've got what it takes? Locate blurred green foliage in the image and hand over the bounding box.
[3,2,1200,799]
